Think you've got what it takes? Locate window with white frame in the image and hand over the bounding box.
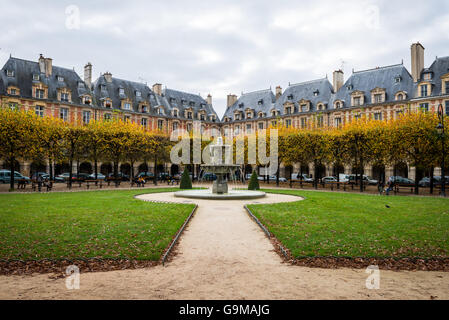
[335,117,342,127]
[285,119,292,128]
[123,102,131,110]
[141,118,147,128]
[373,112,382,121]
[60,92,69,102]
[420,85,428,97]
[158,119,164,130]
[300,118,307,129]
[35,88,45,99]
[173,122,179,131]
[35,105,44,117]
[60,108,69,121]
[258,122,264,130]
[83,110,91,124]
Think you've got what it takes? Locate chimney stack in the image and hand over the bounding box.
[104,72,113,83]
[152,83,162,95]
[84,63,92,88]
[275,86,282,100]
[411,42,425,82]
[44,57,52,77]
[227,94,237,107]
[333,70,344,92]
[38,54,45,74]
[206,94,212,105]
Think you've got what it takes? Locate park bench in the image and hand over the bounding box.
[85,179,103,189]
[393,184,414,194]
[32,180,52,192]
[17,179,27,189]
[323,181,350,191]
[106,178,122,187]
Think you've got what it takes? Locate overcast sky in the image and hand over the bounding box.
[1,0,448,117]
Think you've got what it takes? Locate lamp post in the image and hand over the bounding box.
[436,104,446,197]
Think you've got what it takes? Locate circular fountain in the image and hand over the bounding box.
[174,138,266,200]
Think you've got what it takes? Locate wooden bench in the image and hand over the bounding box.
[85,179,103,189]
[323,181,350,191]
[394,184,414,194]
[32,180,52,192]
[106,178,122,187]
[17,179,28,189]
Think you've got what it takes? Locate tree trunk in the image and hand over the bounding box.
[314,161,318,189]
[276,161,280,187]
[154,156,158,186]
[114,160,119,187]
[9,156,15,191]
[49,157,53,181]
[359,159,364,193]
[68,158,73,189]
[430,167,434,194]
[130,161,134,183]
[94,157,98,180]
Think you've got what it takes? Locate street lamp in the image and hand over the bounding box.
[436,104,446,197]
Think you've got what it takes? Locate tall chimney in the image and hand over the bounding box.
[104,72,113,83]
[44,58,52,77]
[84,62,92,88]
[411,42,425,82]
[333,70,344,92]
[227,94,237,107]
[206,94,212,105]
[38,54,45,74]
[275,86,282,100]
[152,83,162,95]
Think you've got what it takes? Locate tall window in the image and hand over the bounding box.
[300,118,307,129]
[173,110,178,117]
[35,106,44,117]
[421,85,428,97]
[374,112,382,121]
[35,89,45,99]
[60,92,69,102]
[235,125,240,135]
[286,107,291,114]
[285,119,292,128]
[200,114,205,121]
[317,116,323,127]
[60,108,68,121]
[187,111,193,119]
[123,103,131,110]
[10,88,16,95]
[141,118,147,128]
[187,123,192,132]
[419,103,429,112]
[104,113,112,120]
[158,119,164,130]
[445,81,449,94]
[397,93,404,101]
[374,94,383,103]
[445,101,449,116]
[173,122,178,131]
[83,111,91,124]
[353,97,361,106]
[9,103,18,110]
[258,122,264,130]
[335,117,342,127]
[246,124,252,133]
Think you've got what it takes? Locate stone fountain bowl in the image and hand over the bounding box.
[174,189,266,200]
[200,164,241,174]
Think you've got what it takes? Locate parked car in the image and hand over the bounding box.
[267,175,288,183]
[291,173,313,182]
[56,172,71,181]
[388,176,415,185]
[0,170,31,184]
[106,172,130,181]
[135,172,154,180]
[202,172,217,181]
[322,176,338,183]
[72,173,91,181]
[88,173,106,180]
[348,174,378,185]
[418,176,449,187]
[31,172,64,183]
[157,172,172,181]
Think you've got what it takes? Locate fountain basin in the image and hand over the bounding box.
[174,189,266,200]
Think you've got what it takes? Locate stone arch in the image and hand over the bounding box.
[79,162,92,174]
[100,163,113,175]
[120,163,131,176]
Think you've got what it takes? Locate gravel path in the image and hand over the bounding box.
[0,191,448,300]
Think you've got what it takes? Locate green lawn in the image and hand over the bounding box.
[248,190,449,258]
[0,188,194,261]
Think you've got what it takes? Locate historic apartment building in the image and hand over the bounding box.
[1,42,448,180]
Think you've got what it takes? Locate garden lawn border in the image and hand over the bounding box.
[0,190,196,275]
[244,197,449,272]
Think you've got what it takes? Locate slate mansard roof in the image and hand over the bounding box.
[0,57,91,104]
[276,78,334,113]
[163,88,219,120]
[331,64,414,109]
[417,56,449,97]
[223,89,276,121]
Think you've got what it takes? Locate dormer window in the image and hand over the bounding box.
[353,97,361,106]
[119,88,125,95]
[313,90,319,96]
[187,111,192,119]
[200,103,206,108]
[57,76,64,82]
[396,93,404,101]
[200,113,205,121]
[238,103,244,108]
[100,84,107,91]
[423,73,432,81]
[35,89,45,99]
[61,92,69,102]
[247,112,252,119]
[170,97,176,103]
[33,74,40,81]
[258,99,263,105]
[189,101,195,107]
[122,102,131,110]
[78,82,84,89]
[84,96,92,105]
[335,102,341,109]
[395,76,402,83]
[300,104,307,112]
[158,108,164,115]
[141,105,148,113]
[181,99,187,105]
[6,70,14,77]
[271,110,277,117]
[374,94,383,103]
[420,84,429,97]
[104,100,112,108]
[287,94,294,100]
[285,107,292,114]
[136,91,141,97]
[173,109,178,117]
[10,88,16,95]
[347,85,353,91]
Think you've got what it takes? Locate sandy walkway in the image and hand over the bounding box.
[0,191,448,300]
